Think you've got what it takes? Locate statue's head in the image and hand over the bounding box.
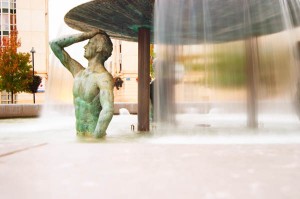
[84,33,113,62]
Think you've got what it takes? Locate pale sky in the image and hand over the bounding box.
[48,0,90,66]
[48,0,88,39]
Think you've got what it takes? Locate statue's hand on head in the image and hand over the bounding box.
[78,29,106,41]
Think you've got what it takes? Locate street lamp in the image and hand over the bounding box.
[30,47,36,104]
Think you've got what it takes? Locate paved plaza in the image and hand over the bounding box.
[1,114,300,199]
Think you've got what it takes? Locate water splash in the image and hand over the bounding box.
[153,0,300,131]
[45,0,89,116]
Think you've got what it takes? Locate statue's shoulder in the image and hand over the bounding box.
[95,72,114,89]
[95,71,113,80]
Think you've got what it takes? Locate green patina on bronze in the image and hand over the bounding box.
[129,24,153,33]
[50,30,114,138]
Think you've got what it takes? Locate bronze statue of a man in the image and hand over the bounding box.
[50,30,114,138]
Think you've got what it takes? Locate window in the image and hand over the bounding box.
[10,13,15,24]
[2,13,9,31]
[10,1,15,9]
[1,0,9,9]
[0,0,16,42]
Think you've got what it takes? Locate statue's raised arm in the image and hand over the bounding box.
[49,30,114,138]
[49,30,101,77]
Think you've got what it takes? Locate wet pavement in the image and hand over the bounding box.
[1,114,300,199]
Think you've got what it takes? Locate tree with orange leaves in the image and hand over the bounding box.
[0,30,33,103]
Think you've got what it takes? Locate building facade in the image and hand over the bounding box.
[110,40,138,103]
[0,0,48,104]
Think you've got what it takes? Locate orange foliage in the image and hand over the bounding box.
[0,30,33,97]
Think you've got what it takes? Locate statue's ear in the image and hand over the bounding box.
[96,46,103,53]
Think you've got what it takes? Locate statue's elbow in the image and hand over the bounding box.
[49,41,62,57]
[104,107,114,117]
[108,108,114,117]
[49,39,54,46]
[49,41,56,51]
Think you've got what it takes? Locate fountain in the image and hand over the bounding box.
[63,0,300,134]
[153,0,300,132]
[2,2,300,198]
[3,0,300,138]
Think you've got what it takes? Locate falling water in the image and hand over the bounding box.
[42,24,76,116]
[43,0,89,116]
[153,0,300,132]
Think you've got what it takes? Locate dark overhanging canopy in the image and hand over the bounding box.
[64,0,300,44]
[65,0,154,42]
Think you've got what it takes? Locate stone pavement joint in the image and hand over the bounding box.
[0,142,48,158]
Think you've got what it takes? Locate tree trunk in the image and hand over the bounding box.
[11,91,14,104]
